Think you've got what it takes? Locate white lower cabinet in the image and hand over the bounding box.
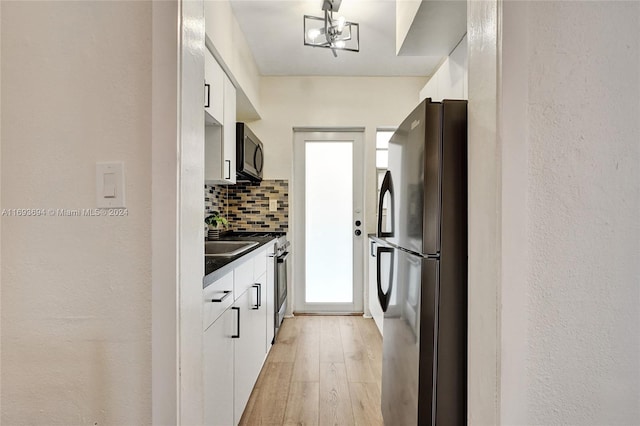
[368,237,384,335]
[233,284,266,423]
[203,247,273,426]
[203,308,235,426]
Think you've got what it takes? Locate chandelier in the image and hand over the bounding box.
[303,0,360,57]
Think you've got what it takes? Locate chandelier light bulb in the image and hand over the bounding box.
[303,2,359,55]
[307,28,321,41]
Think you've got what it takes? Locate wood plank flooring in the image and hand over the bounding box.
[239,316,384,426]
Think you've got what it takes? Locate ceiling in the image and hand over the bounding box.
[229,0,444,77]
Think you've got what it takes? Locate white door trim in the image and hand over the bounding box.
[293,130,365,314]
[151,2,205,425]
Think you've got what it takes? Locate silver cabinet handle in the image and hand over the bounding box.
[210,290,231,303]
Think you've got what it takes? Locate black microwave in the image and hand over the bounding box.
[236,123,264,182]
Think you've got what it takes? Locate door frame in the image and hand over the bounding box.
[292,128,365,314]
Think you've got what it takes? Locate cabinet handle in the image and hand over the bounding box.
[231,307,240,338]
[257,283,261,307]
[204,83,210,108]
[371,240,376,257]
[225,159,231,180]
[210,290,232,303]
[252,284,261,310]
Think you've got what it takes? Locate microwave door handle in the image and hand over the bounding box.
[254,144,264,174]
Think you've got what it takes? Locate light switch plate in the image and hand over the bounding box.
[269,199,278,212]
[96,162,126,208]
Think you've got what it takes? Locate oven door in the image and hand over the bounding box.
[274,249,289,341]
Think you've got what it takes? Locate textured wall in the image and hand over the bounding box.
[500,1,640,423]
[1,2,152,424]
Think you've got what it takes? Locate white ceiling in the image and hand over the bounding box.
[229,0,444,77]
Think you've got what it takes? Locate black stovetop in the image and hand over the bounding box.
[222,230,286,238]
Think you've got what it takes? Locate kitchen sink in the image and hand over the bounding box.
[205,240,259,257]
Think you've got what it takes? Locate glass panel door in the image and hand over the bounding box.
[293,130,364,313]
[305,141,353,303]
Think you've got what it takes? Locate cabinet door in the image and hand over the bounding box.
[203,271,234,331]
[204,49,223,125]
[233,287,267,423]
[203,308,235,426]
[222,74,236,184]
[368,238,383,335]
[205,73,236,185]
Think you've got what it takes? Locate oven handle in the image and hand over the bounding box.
[276,252,289,263]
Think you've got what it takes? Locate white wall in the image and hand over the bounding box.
[1,2,152,423]
[250,76,426,313]
[420,35,468,101]
[499,1,640,423]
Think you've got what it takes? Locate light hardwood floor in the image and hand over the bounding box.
[239,316,384,426]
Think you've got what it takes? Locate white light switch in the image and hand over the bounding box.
[269,199,278,212]
[96,162,126,208]
[103,173,117,198]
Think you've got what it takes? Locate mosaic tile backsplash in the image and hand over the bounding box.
[205,179,288,233]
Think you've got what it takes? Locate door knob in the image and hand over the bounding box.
[355,229,362,236]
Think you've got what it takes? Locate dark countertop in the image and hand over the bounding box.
[203,235,278,288]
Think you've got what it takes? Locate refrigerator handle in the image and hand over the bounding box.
[376,246,394,312]
[377,170,394,238]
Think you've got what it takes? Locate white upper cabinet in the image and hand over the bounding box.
[204,48,224,125]
[204,47,236,185]
[222,74,236,184]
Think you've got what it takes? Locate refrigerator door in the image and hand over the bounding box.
[383,99,442,255]
[381,247,438,426]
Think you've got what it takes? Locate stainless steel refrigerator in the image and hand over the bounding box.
[376,98,467,425]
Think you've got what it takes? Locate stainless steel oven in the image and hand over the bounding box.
[273,237,290,341]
